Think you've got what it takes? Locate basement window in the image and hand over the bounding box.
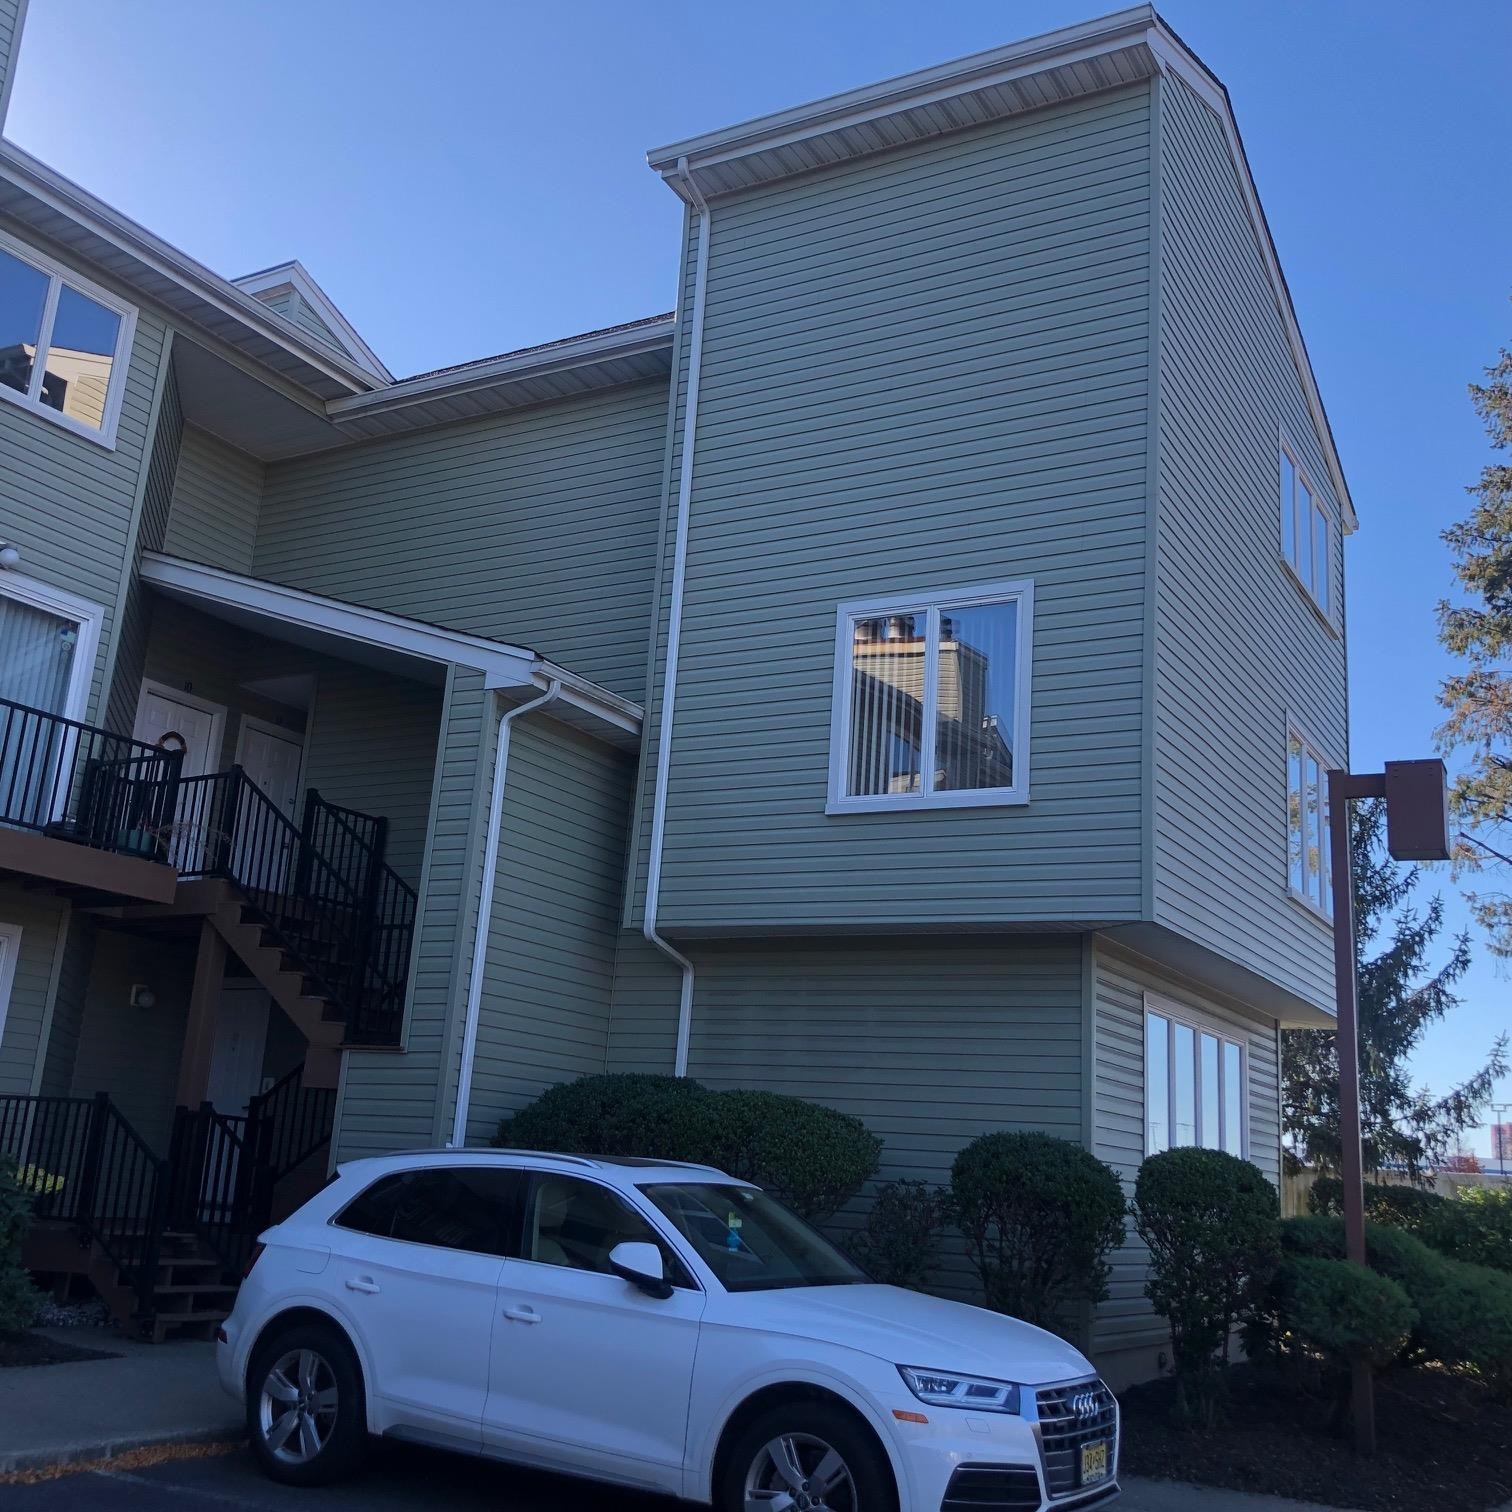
[0,230,137,447]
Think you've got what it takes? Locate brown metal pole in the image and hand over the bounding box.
[1328,767,1375,1455]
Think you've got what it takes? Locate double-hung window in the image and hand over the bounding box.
[827,580,1033,812]
[0,230,136,446]
[1145,997,1248,1157]
[1287,725,1332,918]
[1279,441,1332,617]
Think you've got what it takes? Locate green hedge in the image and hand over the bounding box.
[848,1180,948,1291]
[1427,1187,1512,1274]
[1278,1214,1512,1393]
[1306,1177,1446,1239]
[496,1074,881,1220]
[951,1131,1125,1335]
[1135,1148,1280,1423]
[1276,1255,1416,1369]
[0,1157,41,1333]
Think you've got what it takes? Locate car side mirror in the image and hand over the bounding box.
[608,1240,673,1299]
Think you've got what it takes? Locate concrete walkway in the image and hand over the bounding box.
[0,1327,241,1475]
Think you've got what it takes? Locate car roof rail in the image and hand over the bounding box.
[383,1146,601,1169]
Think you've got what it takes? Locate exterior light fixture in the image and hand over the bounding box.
[0,543,20,570]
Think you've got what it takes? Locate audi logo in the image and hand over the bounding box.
[1069,1390,1101,1422]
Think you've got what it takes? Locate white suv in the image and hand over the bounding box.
[217,1149,1120,1511]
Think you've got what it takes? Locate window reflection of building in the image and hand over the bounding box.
[848,613,1014,797]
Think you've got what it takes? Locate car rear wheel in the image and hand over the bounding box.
[722,1401,896,1512]
[246,1323,367,1486]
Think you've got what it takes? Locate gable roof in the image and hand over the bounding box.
[648,4,1356,532]
[234,259,393,383]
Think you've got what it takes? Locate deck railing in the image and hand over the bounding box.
[171,769,413,1047]
[0,697,181,856]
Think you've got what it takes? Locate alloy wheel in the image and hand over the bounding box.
[258,1347,339,1465]
[743,1432,857,1512]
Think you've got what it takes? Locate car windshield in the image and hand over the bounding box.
[640,1183,868,1293]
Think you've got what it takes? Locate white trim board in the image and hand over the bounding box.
[134,678,228,778]
[0,921,21,1061]
[138,552,642,748]
[0,570,104,722]
[233,261,392,383]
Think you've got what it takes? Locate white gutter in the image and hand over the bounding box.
[642,159,711,1078]
[449,678,562,1147]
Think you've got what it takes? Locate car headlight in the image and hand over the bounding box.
[898,1365,1021,1414]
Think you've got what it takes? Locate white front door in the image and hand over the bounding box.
[206,984,270,1117]
[234,719,304,889]
[132,684,224,868]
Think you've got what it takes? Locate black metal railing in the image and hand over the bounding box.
[171,769,413,1046]
[0,1092,169,1322]
[249,1063,337,1186]
[298,789,386,902]
[0,696,181,856]
[162,1070,335,1273]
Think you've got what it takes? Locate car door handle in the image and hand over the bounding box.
[344,1276,381,1295]
[502,1304,541,1324]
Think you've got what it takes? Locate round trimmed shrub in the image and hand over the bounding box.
[1278,1255,1417,1369]
[496,1074,718,1163]
[951,1131,1125,1334]
[712,1090,882,1220]
[495,1074,882,1221]
[848,1180,948,1290]
[1134,1148,1280,1423]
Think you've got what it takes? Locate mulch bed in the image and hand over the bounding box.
[0,1329,121,1368]
[1120,1362,1512,1511]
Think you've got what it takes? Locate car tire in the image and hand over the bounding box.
[720,1400,897,1512]
[246,1321,368,1487]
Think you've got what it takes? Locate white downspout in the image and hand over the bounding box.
[643,158,710,1078]
[449,677,561,1147]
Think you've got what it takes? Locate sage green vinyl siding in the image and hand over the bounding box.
[300,665,440,890]
[0,0,24,126]
[1089,939,1281,1361]
[38,912,91,1097]
[1150,75,1346,1013]
[288,296,341,351]
[250,286,296,321]
[336,667,490,1160]
[0,227,169,719]
[605,930,684,1076]
[682,938,1085,1174]
[105,360,181,732]
[637,86,1152,930]
[0,885,67,1096]
[255,381,669,702]
[455,722,634,1143]
[162,424,264,574]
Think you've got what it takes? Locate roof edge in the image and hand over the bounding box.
[234,259,393,383]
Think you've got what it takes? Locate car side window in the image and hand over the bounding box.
[334,1167,521,1257]
[523,1175,694,1288]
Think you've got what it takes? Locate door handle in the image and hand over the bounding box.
[345,1276,380,1295]
[502,1304,541,1324]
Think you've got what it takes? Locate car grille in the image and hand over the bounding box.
[940,1463,1042,1510]
[1035,1379,1119,1499]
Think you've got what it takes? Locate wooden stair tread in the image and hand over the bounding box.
[151,1309,232,1325]
[153,1282,237,1296]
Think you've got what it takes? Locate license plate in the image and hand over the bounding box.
[1080,1441,1109,1485]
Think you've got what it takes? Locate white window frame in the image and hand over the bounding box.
[1143,992,1250,1159]
[1278,435,1335,625]
[827,578,1034,814]
[0,570,104,721]
[0,227,138,449]
[0,922,20,1055]
[1287,720,1334,921]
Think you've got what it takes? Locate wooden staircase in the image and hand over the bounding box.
[96,879,346,1054]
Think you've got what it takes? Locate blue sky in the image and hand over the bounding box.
[9,1,1510,1151]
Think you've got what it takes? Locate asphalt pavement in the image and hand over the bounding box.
[0,1441,1360,1512]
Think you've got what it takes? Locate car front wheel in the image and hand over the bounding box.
[722,1401,897,1512]
[246,1323,367,1486]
